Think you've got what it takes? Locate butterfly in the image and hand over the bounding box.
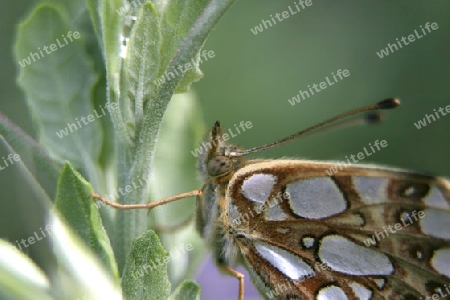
[92,98,450,299]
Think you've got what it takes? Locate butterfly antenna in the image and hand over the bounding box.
[230,98,400,157]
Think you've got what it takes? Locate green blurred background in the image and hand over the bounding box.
[1,0,449,299]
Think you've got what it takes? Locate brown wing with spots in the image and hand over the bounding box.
[226,160,450,299]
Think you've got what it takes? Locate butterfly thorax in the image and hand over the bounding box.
[196,122,246,265]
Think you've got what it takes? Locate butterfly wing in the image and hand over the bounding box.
[225,160,450,299]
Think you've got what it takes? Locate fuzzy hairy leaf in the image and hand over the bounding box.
[122,230,171,300]
[101,0,133,146]
[0,111,60,199]
[158,0,210,93]
[0,141,121,299]
[124,2,162,130]
[48,212,122,300]
[14,4,101,188]
[169,280,200,300]
[54,162,119,281]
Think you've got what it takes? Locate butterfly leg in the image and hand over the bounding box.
[90,190,201,210]
[220,264,244,300]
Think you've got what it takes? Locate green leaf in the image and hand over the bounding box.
[47,212,123,300]
[0,111,61,199]
[154,0,235,95]
[0,240,52,300]
[157,0,209,93]
[0,142,121,299]
[0,140,120,299]
[112,3,170,270]
[14,4,101,188]
[92,73,117,182]
[122,230,171,300]
[100,0,133,146]
[169,280,200,300]
[0,137,60,277]
[130,0,236,189]
[124,2,162,130]
[87,0,101,39]
[54,162,119,282]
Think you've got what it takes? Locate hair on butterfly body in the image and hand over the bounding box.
[92,99,450,300]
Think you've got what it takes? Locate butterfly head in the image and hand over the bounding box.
[198,121,245,184]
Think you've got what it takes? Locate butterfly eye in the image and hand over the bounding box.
[207,155,233,177]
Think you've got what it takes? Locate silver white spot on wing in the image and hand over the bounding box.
[287,178,346,219]
[420,209,450,239]
[349,282,372,300]
[265,204,288,221]
[302,237,315,249]
[242,174,276,204]
[228,203,241,226]
[353,177,389,204]
[317,285,347,300]
[403,186,416,197]
[254,240,314,280]
[424,186,449,209]
[373,278,386,290]
[318,235,394,276]
[431,248,450,277]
